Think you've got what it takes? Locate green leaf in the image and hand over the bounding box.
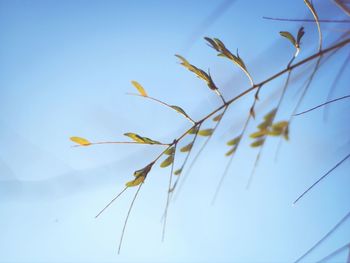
[198,128,214,136]
[164,147,175,155]
[175,54,218,91]
[124,133,160,144]
[180,142,193,152]
[160,155,174,168]
[227,136,241,146]
[70,136,91,146]
[250,139,264,148]
[174,168,182,176]
[131,81,147,97]
[250,130,267,139]
[280,31,297,48]
[170,105,190,119]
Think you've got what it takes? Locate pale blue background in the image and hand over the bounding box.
[0,0,350,262]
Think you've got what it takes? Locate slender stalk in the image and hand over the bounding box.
[247,49,295,188]
[263,16,350,23]
[162,143,177,242]
[294,210,350,263]
[118,184,142,254]
[175,106,228,199]
[128,93,196,124]
[295,94,350,116]
[315,242,350,263]
[324,52,350,119]
[171,123,201,196]
[95,187,128,218]
[73,141,171,147]
[293,152,350,204]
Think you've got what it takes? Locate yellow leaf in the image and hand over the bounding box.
[251,139,264,148]
[131,81,147,97]
[227,136,241,146]
[180,142,193,152]
[264,108,277,121]
[126,175,145,187]
[124,133,160,144]
[250,130,267,139]
[124,132,144,143]
[198,129,214,136]
[272,121,288,130]
[257,121,270,130]
[280,31,297,48]
[70,136,91,146]
[160,155,174,168]
[164,147,175,155]
[188,126,199,135]
[170,105,190,119]
[267,130,282,136]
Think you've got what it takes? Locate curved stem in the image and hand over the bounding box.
[295,94,350,116]
[128,93,196,124]
[263,16,350,23]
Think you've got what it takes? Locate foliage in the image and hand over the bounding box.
[70,0,350,257]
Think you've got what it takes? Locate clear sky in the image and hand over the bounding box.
[0,0,350,262]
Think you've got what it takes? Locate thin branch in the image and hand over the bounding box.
[162,143,177,242]
[304,0,322,51]
[247,52,294,189]
[175,106,228,200]
[211,113,250,204]
[263,16,350,23]
[118,183,143,254]
[294,210,350,263]
[295,94,350,116]
[316,242,350,263]
[73,141,171,147]
[324,52,350,119]
[127,93,196,124]
[294,152,350,205]
[95,187,128,218]
[333,0,350,17]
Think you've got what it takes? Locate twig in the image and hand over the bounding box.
[295,94,350,116]
[118,184,143,254]
[293,152,350,205]
[263,16,350,23]
[162,143,177,242]
[316,242,350,263]
[95,187,128,218]
[294,210,350,263]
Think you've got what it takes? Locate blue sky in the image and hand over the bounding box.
[0,0,350,262]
